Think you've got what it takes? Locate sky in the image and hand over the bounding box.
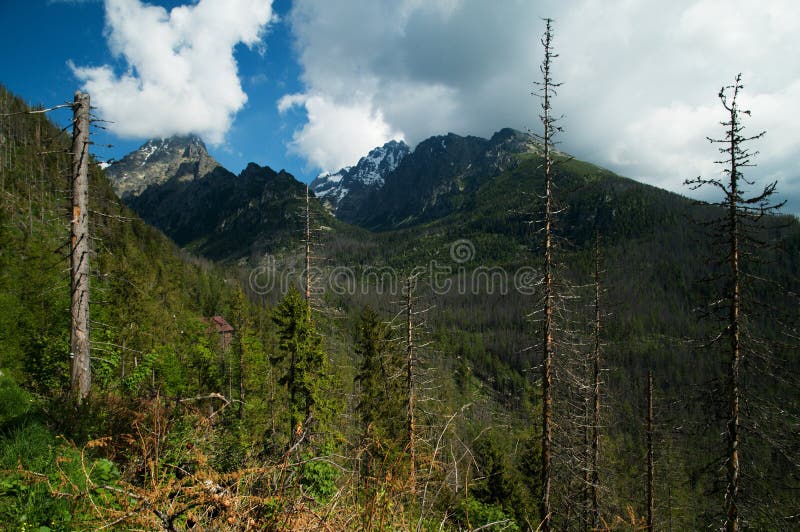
[1,0,799,213]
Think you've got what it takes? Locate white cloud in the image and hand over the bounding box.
[283,0,800,209]
[278,93,403,173]
[606,101,719,190]
[71,0,274,144]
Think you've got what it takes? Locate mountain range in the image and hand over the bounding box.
[102,128,800,418]
[105,127,548,259]
[105,135,337,260]
[310,128,542,229]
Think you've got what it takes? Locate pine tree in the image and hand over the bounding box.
[355,306,404,443]
[354,305,406,510]
[272,287,325,443]
[230,286,250,418]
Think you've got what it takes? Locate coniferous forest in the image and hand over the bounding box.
[1,24,799,532]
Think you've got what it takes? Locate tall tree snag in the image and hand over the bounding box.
[647,370,655,532]
[304,184,311,302]
[591,234,602,529]
[405,276,416,493]
[70,91,91,403]
[685,73,784,532]
[533,18,561,531]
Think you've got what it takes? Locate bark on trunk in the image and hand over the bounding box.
[70,91,91,403]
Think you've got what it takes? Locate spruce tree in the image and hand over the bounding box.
[356,308,405,444]
[272,287,325,443]
[354,304,406,513]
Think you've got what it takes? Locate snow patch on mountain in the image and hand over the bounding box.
[310,139,410,210]
[313,169,349,199]
[140,140,159,165]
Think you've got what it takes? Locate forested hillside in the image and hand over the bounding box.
[304,145,800,529]
[0,86,330,529]
[0,84,528,531]
[1,80,798,532]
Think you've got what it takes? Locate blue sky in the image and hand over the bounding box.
[1,0,798,213]
[0,0,308,179]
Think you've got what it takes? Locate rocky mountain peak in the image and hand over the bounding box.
[310,138,410,210]
[105,134,220,199]
[488,127,542,155]
[351,139,411,186]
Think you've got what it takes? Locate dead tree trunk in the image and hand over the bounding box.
[591,234,602,529]
[70,91,91,403]
[647,371,655,532]
[238,345,245,419]
[537,18,557,532]
[683,75,784,531]
[724,99,742,532]
[406,276,416,493]
[583,395,591,532]
[304,184,311,302]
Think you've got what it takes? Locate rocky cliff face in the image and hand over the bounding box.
[313,128,543,230]
[124,161,330,261]
[105,135,220,198]
[310,139,411,214]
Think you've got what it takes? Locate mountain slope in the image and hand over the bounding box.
[126,162,340,261]
[5,83,797,529]
[314,147,800,527]
[0,84,239,387]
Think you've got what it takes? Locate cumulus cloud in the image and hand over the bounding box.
[278,92,403,172]
[71,0,274,144]
[283,0,800,209]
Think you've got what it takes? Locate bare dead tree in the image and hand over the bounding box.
[533,18,559,531]
[405,275,417,493]
[528,22,594,523]
[530,17,590,530]
[70,91,91,403]
[685,74,790,531]
[295,183,331,318]
[647,371,655,532]
[305,184,312,302]
[590,234,603,529]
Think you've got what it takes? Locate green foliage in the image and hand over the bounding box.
[0,371,35,424]
[353,305,409,502]
[88,458,120,485]
[121,350,159,393]
[453,497,520,531]
[354,305,406,447]
[0,375,83,530]
[300,456,340,503]
[272,287,327,438]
